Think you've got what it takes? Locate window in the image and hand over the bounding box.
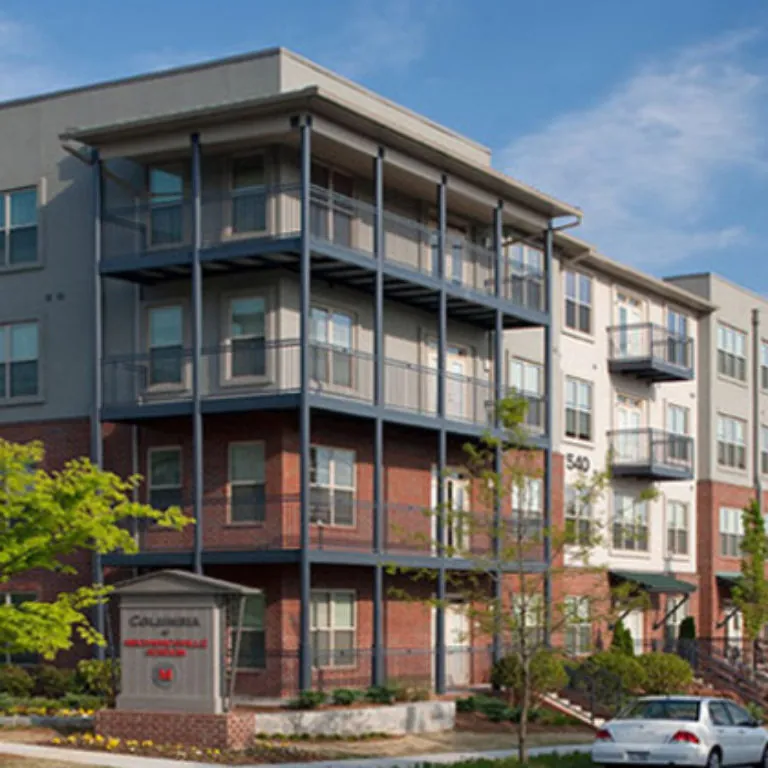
[511,594,544,645]
[310,307,353,388]
[666,310,689,366]
[0,188,37,266]
[564,270,592,334]
[310,447,355,526]
[612,493,649,552]
[717,324,746,381]
[231,156,267,234]
[509,358,543,429]
[725,702,754,727]
[565,486,592,546]
[148,306,184,387]
[149,165,184,245]
[227,297,266,378]
[761,343,768,391]
[0,322,39,400]
[440,473,470,555]
[310,165,353,247]
[148,448,182,510]
[719,507,743,557]
[667,501,689,556]
[1,592,37,664]
[565,596,591,655]
[717,415,746,469]
[565,377,592,441]
[236,594,266,669]
[763,426,768,475]
[511,477,543,539]
[311,590,355,668]
[708,702,732,726]
[667,404,691,463]
[506,243,544,310]
[228,443,266,523]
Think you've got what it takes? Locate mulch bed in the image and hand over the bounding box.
[455,711,594,735]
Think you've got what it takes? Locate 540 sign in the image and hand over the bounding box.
[566,453,591,472]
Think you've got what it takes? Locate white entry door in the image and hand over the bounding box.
[432,601,471,689]
[431,469,470,556]
[616,396,643,462]
[428,343,469,421]
[617,293,643,358]
[725,608,743,660]
[624,610,644,656]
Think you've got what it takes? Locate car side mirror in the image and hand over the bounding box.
[749,719,761,728]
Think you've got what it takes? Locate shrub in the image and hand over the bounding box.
[76,660,119,704]
[34,665,78,698]
[583,651,646,692]
[393,685,430,703]
[610,621,635,656]
[678,617,696,640]
[490,649,568,701]
[61,693,104,712]
[289,690,327,710]
[0,666,34,697]
[456,696,476,713]
[478,697,514,723]
[331,688,363,706]
[365,685,398,705]
[639,653,693,695]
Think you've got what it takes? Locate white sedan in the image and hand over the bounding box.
[591,696,768,768]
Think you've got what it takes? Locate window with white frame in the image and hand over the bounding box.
[717,324,747,381]
[506,243,544,310]
[148,447,182,510]
[148,306,184,387]
[762,426,768,475]
[311,590,355,668]
[511,476,543,539]
[565,377,592,441]
[236,594,266,669]
[310,307,353,388]
[0,322,39,400]
[667,404,691,463]
[612,493,649,552]
[667,309,689,366]
[762,343,768,391]
[148,165,184,245]
[719,507,743,557]
[565,596,591,655]
[227,297,266,379]
[564,270,592,334]
[565,485,592,546]
[667,501,689,556]
[511,593,544,645]
[0,188,37,267]
[509,358,544,429]
[1,592,37,664]
[231,155,267,234]
[717,415,746,470]
[310,446,355,526]
[228,442,266,523]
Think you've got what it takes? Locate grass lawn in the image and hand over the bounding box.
[418,753,593,768]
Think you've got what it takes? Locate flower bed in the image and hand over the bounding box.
[0,695,103,718]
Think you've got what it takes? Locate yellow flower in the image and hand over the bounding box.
[142,740,153,747]
[94,734,104,743]
[52,738,62,745]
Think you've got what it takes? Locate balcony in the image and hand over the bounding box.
[607,324,694,382]
[100,185,546,326]
[608,428,694,481]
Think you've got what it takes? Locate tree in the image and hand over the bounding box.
[389,395,650,762]
[611,619,635,656]
[0,439,190,659]
[732,500,768,666]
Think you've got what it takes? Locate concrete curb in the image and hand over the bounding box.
[0,739,592,767]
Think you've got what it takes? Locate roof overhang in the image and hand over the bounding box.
[60,86,582,222]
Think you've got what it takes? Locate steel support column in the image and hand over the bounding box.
[298,116,313,692]
[492,201,504,664]
[372,147,385,686]
[435,176,448,694]
[91,149,106,660]
[542,224,554,642]
[190,133,204,575]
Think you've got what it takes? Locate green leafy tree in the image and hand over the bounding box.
[611,619,635,656]
[0,439,190,659]
[389,395,652,762]
[733,500,768,664]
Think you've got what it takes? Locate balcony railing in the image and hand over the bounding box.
[103,340,535,430]
[607,323,694,381]
[608,428,694,480]
[102,184,547,312]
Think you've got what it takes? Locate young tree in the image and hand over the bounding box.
[390,395,650,762]
[732,500,768,667]
[0,439,190,659]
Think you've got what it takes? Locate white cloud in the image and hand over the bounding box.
[501,29,768,269]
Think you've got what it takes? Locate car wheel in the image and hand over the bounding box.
[707,749,721,768]
[755,746,768,768]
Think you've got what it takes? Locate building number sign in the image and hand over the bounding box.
[565,453,591,472]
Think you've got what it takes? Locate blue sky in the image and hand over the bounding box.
[2,0,767,289]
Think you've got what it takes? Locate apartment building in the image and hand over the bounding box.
[665,273,768,651]
[0,47,594,696]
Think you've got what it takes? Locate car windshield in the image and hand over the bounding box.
[619,699,700,721]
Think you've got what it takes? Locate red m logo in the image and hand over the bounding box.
[157,668,173,682]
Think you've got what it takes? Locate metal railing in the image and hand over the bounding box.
[608,323,694,370]
[608,428,694,474]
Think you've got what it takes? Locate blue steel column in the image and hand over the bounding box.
[191,133,204,575]
[91,149,106,660]
[435,176,448,694]
[492,201,504,665]
[372,148,385,686]
[299,116,313,692]
[542,224,554,641]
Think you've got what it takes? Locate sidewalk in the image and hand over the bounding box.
[0,740,591,768]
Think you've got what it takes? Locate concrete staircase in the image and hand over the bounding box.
[541,691,604,729]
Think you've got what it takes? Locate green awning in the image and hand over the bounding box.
[611,570,697,595]
[716,572,741,587]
